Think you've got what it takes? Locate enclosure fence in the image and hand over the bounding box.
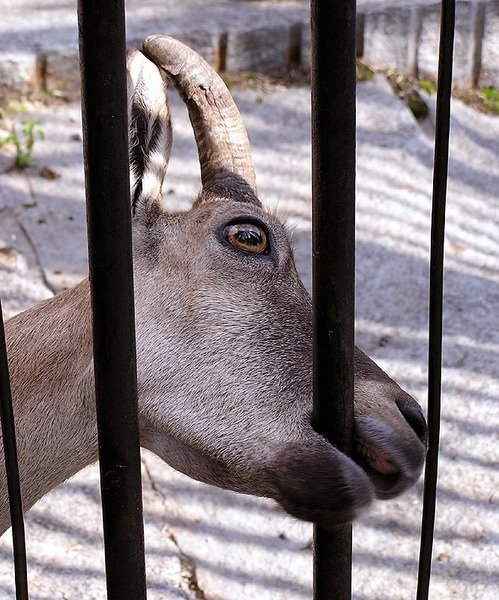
[0,0,455,598]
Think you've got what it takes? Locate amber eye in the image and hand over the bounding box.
[223,223,269,255]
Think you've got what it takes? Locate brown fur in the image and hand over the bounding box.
[0,41,427,533]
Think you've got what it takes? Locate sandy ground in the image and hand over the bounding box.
[0,74,498,598]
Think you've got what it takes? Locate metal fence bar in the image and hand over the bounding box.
[77,1,147,598]
[417,1,455,598]
[0,301,29,600]
[311,1,357,598]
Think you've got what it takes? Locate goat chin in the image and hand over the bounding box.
[140,415,426,528]
[267,442,374,526]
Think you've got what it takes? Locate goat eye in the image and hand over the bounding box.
[223,223,268,254]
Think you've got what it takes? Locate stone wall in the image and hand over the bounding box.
[228,1,498,87]
[228,0,498,87]
[357,0,498,87]
[1,0,497,100]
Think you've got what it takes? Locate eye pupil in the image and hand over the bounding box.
[236,230,259,245]
[223,223,269,255]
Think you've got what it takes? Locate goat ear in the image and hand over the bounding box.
[127,50,172,220]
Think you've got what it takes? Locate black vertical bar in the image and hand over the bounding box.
[417,1,455,599]
[0,301,29,600]
[311,1,356,599]
[77,1,147,598]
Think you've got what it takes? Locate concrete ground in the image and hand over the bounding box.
[0,68,498,598]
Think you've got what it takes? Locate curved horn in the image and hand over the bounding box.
[143,35,259,205]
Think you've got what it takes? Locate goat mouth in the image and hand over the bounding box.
[353,435,402,497]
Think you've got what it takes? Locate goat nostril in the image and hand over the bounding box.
[395,397,428,447]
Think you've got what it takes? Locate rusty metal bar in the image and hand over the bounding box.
[417,1,455,598]
[311,1,357,598]
[77,1,147,598]
[0,300,29,599]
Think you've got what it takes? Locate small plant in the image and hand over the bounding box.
[387,72,429,120]
[454,86,499,116]
[406,93,429,120]
[480,87,499,115]
[0,118,44,168]
[417,79,436,95]
[356,62,374,82]
[245,72,259,90]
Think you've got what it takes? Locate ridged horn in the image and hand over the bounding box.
[143,35,259,205]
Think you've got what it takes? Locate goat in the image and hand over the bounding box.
[0,36,427,534]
